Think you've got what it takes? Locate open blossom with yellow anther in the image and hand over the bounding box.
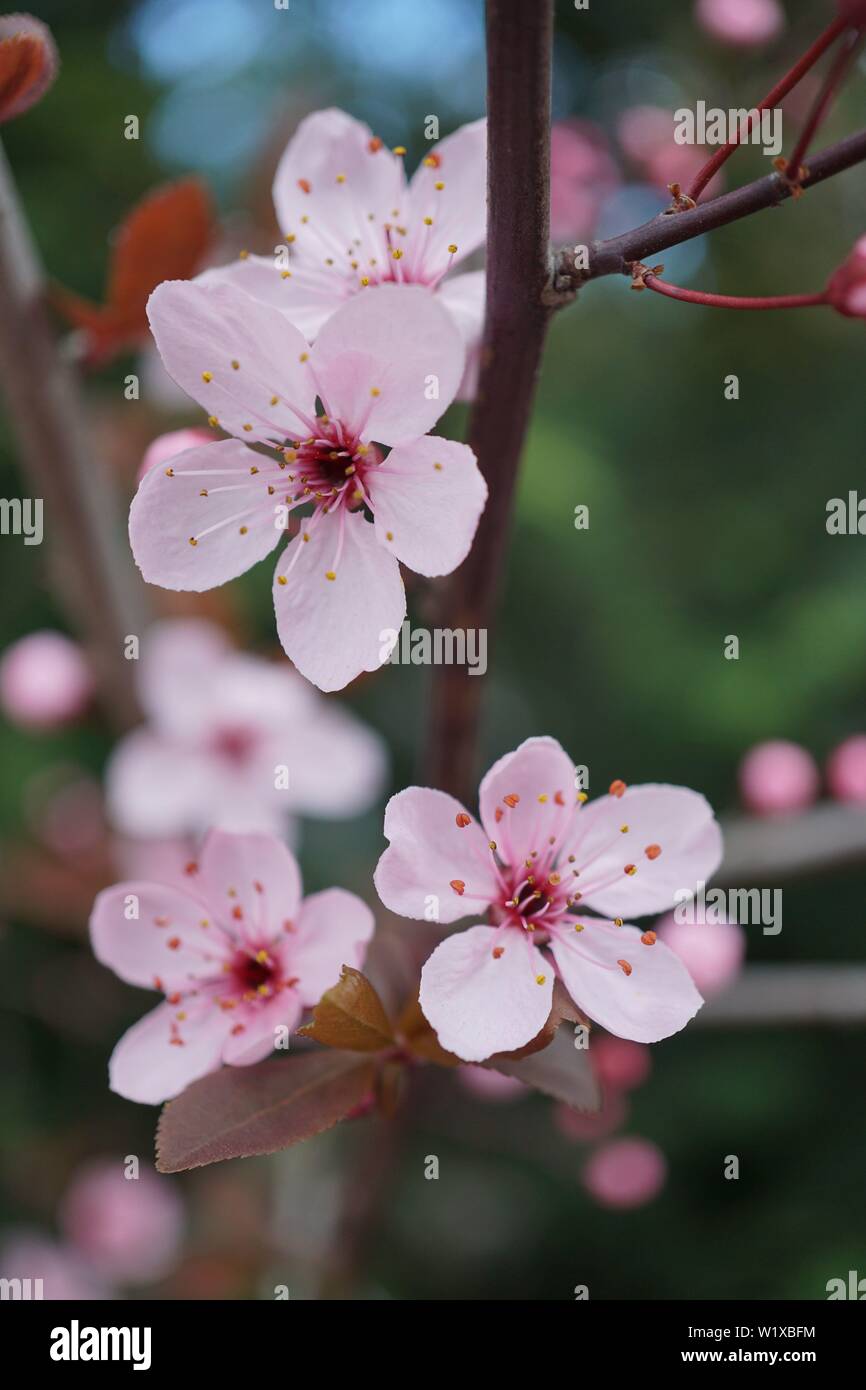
[374,737,722,1062]
[197,108,486,399]
[128,280,487,692]
[90,829,374,1104]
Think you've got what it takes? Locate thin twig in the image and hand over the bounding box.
[554,127,866,294]
[424,0,554,801]
[696,965,866,1026]
[0,142,144,727]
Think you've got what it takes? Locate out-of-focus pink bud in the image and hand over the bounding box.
[0,13,58,124]
[656,914,746,996]
[0,1233,110,1299]
[838,1,866,26]
[582,1137,667,1209]
[549,119,619,244]
[695,0,785,47]
[0,630,92,730]
[826,734,866,803]
[555,1090,628,1144]
[616,106,724,197]
[825,236,866,319]
[591,1036,651,1092]
[136,427,215,484]
[59,1159,184,1285]
[738,739,819,815]
[458,1065,527,1102]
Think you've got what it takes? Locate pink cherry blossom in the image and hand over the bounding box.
[825,235,866,319]
[200,108,487,399]
[826,734,866,803]
[59,1159,184,1284]
[90,828,375,1103]
[0,630,92,729]
[582,1137,667,1209]
[549,120,619,243]
[137,427,214,484]
[738,739,819,815]
[129,281,487,692]
[106,618,386,838]
[374,736,722,1062]
[695,0,785,48]
[656,914,745,996]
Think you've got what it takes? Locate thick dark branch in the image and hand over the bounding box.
[554,127,866,293]
[0,144,145,727]
[424,0,554,800]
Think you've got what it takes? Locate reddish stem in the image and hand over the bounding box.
[686,15,849,202]
[784,27,865,183]
[642,274,827,311]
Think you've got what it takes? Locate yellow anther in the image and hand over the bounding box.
[423,216,433,225]
[535,974,546,985]
[201,371,213,383]
[231,359,240,370]
[207,415,219,427]
[325,570,336,581]
[164,467,174,477]
[448,243,458,253]
[393,145,407,155]
[188,537,197,547]
[281,270,291,279]
[370,387,381,397]
[277,575,287,585]
[434,180,445,190]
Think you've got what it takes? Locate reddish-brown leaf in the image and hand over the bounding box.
[52,178,214,366]
[0,16,58,124]
[156,1050,376,1172]
[487,1024,600,1112]
[297,965,395,1052]
[397,996,460,1067]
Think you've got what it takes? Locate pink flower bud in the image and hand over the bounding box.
[0,630,92,730]
[582,1137,667,1209]
[825,235,866,319]
[695,0,785,48]
[826,734,866,803]
[59,1159,184,1284]
[738,739,819,815]
[656,913,746,996]
[591,1035,651,1092]
[137,427,215,484]
[0,13,58,124]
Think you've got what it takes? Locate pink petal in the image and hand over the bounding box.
[220,988,304,1066]
[90,880,222,991]
[129,438,282,592]
[146,278,315,441]
[108,1000,228,1104]
[407,118,487,277]
[136,617,230,736]
[137,427,214,484]
[196,254,349,341]
[272,509,405,692]
[290,887,376,1006]
[197,829,302,935]
[311,284,464,445]
[374,786,500,924]
[478,735,579,861]
[567,783,723,920]
[368,434,486,577]
[419,924,553,1062]
[271,108,406,266]
[272,703,387,818]
[436,270,485,400]
[59,1159,184,1285]
[106,731,223,839]
[549,920,703,1043]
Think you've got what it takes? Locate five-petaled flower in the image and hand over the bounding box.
[129,280,487,692]
[374,736,723,1062]
[200,108,487,399]
[90,829,374,1103]
[106,617,387,839]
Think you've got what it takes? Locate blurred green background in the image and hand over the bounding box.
[1,0,864,1299]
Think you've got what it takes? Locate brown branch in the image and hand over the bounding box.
[0,142,145,728]
[424,0,554,801]
[716,802,866,887]
[695,965,866,1026]
[554,127,866,293]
